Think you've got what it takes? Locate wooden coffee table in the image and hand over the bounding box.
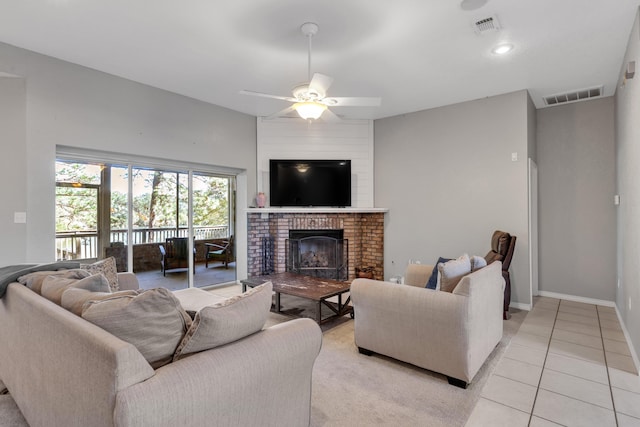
[241,272,353,324]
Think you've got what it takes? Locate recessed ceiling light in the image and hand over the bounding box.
[492,44,513,55]
[460,0,488,11]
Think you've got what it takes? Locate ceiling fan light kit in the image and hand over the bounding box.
[240,22,381,121]
[294,101,327,120]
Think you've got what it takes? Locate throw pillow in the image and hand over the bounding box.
[173,282,273,361]
[470,255,487,271]
[41,273,111,305]
[80,257,119,291]
[18,269,90,295]
[437,254,471,293]
[82,288,192,369]
[61,288,138,316]
[425,257,451,289]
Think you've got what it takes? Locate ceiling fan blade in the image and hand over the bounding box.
[309,73,334,96]
[263,105,297,120]
[321,108,341,122]
[323,96,382,107]
[239,90,296,102]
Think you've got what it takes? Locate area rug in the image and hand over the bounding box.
[289,307,527,427]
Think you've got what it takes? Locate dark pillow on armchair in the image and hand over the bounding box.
[425,257,451,289]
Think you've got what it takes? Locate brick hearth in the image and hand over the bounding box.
[247,210,385,281]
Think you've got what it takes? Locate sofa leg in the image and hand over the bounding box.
[447,376,468,389]
[358,347,374,356]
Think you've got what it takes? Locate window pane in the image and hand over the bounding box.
[110,165,129,245]
[132,168,183,243]
[55,161,101,185]
[193,174,230,239]
[55,186,98,260]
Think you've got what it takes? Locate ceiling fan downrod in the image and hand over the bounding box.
[301,22,318,83]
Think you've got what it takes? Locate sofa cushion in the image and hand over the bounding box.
[80,257,119,291]
[425,257,451,289]
[173,287,228,317]
[61,287,138,316]
[437,254,471,293]
[173,282,272,361]
[470,255,487,271]
[41,273,111,305]
[82,288,192,368]
[17,269,90,295]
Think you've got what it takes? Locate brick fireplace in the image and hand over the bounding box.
[247,209,386,281]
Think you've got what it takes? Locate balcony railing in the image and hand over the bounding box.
[55,226,229,261]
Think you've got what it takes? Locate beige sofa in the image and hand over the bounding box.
[0,272,322,427]
[350,261,504,388]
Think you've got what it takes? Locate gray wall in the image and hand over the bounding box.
[374,90,532,308]
[0,42,257,264]
[616,9,640,360]
[0,77,26,265]
[537,97,616,301]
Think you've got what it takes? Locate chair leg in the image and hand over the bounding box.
[503,271,511,320]
[447,376,468,389]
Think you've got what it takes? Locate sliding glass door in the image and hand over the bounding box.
[55,158,236,290]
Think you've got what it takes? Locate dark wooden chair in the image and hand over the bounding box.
[205,235,234,269]
[160,237,195,276]
[484,230,517,320]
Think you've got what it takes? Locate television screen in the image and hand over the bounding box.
[269,159,351,207]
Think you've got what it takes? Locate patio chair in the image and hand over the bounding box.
[160,237,196,276]
[205,235,234,269]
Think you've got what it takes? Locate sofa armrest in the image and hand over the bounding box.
[117,272,139,291]
[114,318,322,427]
[0,283,154,427]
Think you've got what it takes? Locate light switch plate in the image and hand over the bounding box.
[511,152,518,162]
[14,212,27,223]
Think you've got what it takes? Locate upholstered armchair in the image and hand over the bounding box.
[484,230,516,319]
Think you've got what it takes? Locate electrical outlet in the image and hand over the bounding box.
[511,152,518,162]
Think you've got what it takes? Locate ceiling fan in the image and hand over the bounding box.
[239,22,381,121]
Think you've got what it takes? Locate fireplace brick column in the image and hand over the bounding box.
[247,211,385,281]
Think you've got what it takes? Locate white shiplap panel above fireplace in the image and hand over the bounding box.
[256,118,374,208]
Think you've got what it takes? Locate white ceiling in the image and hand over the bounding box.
[0,0,638,120]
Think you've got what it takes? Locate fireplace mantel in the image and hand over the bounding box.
[246,207,388,214]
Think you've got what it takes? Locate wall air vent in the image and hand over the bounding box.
[473,15,501,35]
[542,86,603,107]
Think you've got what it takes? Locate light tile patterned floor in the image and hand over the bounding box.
[466,297,640,427]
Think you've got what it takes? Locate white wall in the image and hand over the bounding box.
[374,90,532,308]
[0,42,257,264]
[0,76,26,264]
[537,97,616,301]
[256,118,374,207]
[616,9,640,360]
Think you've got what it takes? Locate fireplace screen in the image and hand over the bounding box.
[286,233,348,281]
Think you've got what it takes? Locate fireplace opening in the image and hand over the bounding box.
[286,230,348,281]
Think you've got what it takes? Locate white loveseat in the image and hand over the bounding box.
[350,261,504,388]
[0,268,322,427]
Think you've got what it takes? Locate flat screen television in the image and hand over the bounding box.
[269,159,351,207]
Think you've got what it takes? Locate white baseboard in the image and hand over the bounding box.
[536,290,639,375]
[510,301,532,312]
[614,305,640,376]
[537,290,616,307]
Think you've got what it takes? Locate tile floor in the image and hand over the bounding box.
[466,297,640,427]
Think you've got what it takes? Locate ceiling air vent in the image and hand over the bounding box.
[542,86,603,107]
[473,15,501,35]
